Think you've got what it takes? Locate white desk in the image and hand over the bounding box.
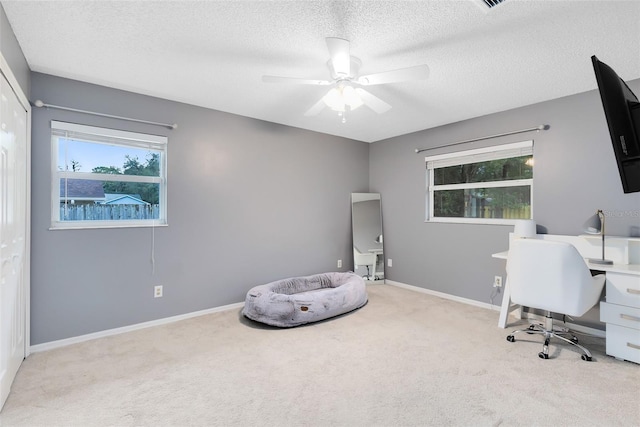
[493,234,640,363]
[492,250,519,328]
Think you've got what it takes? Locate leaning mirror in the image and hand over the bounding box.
[351,193,384,282]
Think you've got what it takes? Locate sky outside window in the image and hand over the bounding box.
[58,138,158,173]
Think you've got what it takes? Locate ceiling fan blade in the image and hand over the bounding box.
[355,88,392,114]
[326,37,351,77]
[304,98,327,116]
[262,75,331,85]
[357,64,430,86]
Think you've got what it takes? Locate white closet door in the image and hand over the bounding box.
[0,71,28,410]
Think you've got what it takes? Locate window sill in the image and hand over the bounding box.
[49,222,168,231]
[425,217,526,226]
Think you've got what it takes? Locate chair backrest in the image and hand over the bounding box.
[353,247,376,266]
[507,239,605,317]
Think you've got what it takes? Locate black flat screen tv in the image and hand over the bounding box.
[591,55,640,193]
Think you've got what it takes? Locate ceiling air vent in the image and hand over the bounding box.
[482,0,506,8]
[472,0,507,12]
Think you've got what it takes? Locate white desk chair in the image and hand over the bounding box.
[505,239,606,361]
[353,247,376,280]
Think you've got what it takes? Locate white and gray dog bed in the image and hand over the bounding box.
[242,272,368,327]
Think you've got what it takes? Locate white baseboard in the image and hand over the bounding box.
[385,280,606,338]
[31,281,606,353]
[385,280,501,312]
[30,302,245,353]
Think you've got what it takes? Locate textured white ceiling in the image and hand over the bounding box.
[3,0,640,142]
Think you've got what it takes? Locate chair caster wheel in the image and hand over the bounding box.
[526,325,535,334]
[538,352,549,359]
[507,335,515,342]
[581,355,592,362]
[571,336,579,344]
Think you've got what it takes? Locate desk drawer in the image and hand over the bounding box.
[605,273,640,308]
[601,302,640,329]
[605,324,640,364]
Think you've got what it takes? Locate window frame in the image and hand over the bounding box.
[50,121,168,230]
[425,140,533,225]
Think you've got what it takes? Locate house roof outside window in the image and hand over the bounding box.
[59,179,104,202]
[60,179,149,205]
[103,194,148,205]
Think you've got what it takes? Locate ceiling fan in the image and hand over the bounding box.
[262,37,429,121]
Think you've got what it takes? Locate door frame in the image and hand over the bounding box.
[0,51,31,358]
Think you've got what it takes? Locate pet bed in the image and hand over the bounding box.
[242,272,368,327]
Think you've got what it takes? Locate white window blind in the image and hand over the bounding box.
[426,141,533,169]
[52,121,167,150]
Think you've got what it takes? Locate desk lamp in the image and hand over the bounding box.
[583,209,613,265]
[513,219,537,238]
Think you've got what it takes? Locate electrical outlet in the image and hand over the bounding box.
[388,258,392,267]
[154,285,163,298]
[493,276,502,288]
[337,259,342,268]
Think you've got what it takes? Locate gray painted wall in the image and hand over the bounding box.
[0,4,29,98]
[30,72,369,345]
[370,79,640,327]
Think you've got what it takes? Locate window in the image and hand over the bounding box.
[51,121,168,229]
[425,140,533,224]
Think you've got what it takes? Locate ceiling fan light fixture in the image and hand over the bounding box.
[322,87,344,111]
[322,84,363,112]
[342,85,363,110]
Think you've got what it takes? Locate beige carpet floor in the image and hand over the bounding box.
[1,284,638,426]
